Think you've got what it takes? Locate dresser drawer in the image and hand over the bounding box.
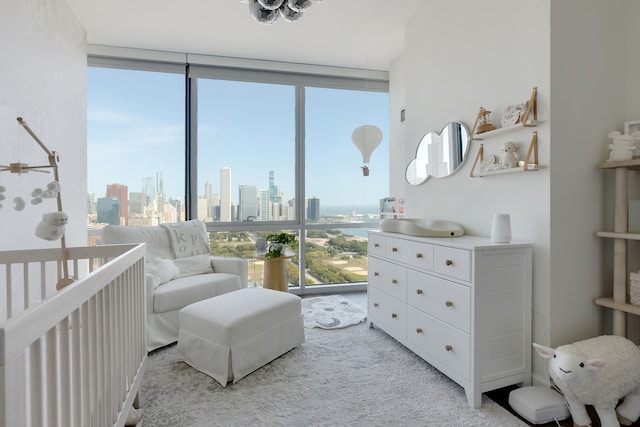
[385,237,434,271]
[368,287,407,339]
[368,233,386,257]
[407,269,471,333]
[368,257,407,302]
[407,307,470,379]
[434,246,471,282]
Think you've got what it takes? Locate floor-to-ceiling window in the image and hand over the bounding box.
[87,53,388,294]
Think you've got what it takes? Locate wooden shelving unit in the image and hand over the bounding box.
[596,158,640,336]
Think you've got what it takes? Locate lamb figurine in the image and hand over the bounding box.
[533,335,640,427]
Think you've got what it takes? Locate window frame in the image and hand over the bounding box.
[88,46,389,295]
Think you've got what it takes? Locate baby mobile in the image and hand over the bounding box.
[351,125,383,176]
[0,117,73,289]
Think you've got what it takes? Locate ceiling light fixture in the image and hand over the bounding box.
[244,0,322,24]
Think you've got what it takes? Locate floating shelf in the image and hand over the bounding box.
[472,164,542,177]
[596,231,640,240]
[472,120,542,140]
[597,158,640,170]
[470,131,540,178]
[595,297,640,316]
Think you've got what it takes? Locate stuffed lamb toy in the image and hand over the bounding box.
[35,211,68,241]
[533,336,640,427]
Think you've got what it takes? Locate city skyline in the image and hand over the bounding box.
[87,67,390,211]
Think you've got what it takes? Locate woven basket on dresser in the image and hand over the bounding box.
[629,272,640,306]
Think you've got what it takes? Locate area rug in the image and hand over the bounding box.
[140,323,528,427]
[301,295,367,329]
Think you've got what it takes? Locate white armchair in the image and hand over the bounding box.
[101,220,248,352]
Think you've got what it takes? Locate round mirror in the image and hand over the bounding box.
[406,121,470,185]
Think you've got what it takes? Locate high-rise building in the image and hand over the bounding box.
[238,184,258,221]
[129,192,147,215]
[308,197,320,220]
[220,167,231,222]
[142,176,155,205]
[106,183,128,225]
[156,170,164,214]
[204,180,214,218]
[96,197,120,225]
[259,189,270,221]
[87,192,96,215]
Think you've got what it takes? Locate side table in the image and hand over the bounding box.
[260,255,293,292]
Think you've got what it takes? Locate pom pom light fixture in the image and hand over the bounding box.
[244,0,322,24]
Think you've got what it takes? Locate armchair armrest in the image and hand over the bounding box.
[210,256,249,288]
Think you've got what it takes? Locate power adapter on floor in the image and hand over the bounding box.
[508,386,570,425]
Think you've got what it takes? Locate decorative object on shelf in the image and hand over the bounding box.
[472,107,495,134]
[405,121,470,185]
[379,197,405,219]
[471,87,539,139]
[606,130,640,162]
[264,232,298,258]
[1,117,74,290]
[470,131,539,177]
[624,120,640,136]
[490,213,511,243]
[500,141,519,168]
[533,336,640,427]
[499,102,528,128]
[245,0,321,25]
[630,272,640,307]
[351,125,383,176]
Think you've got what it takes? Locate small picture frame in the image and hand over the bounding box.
[624,120,640,135]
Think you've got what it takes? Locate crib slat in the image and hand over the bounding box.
[60,317,71,426]
[30,338,43,426]
[46,327,58,426]
[71,309,81,427]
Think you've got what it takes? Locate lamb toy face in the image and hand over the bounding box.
[533,336,640,427]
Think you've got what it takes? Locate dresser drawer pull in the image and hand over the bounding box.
[391,313,397,319]
[391,279,398,284]
[374,243,380,247]
[374,272,379,276]
[416,289,423,295]
[416,328,423,334]
[445,300,453,307]
[445,259,453,266]
[416,253,423,258]
[445,345,453,352]
[392,247,398,252]
[373,302,379,308]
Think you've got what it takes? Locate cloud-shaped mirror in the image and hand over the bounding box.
[406,121,470,185]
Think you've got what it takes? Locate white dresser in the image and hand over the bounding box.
[367,231,532,408]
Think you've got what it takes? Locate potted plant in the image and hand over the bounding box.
[264,232,297,259]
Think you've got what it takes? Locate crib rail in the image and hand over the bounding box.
[0,244,146,427]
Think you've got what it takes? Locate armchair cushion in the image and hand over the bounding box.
[160,220,211,258]
[153,273,241,313]
[172,254,214,277]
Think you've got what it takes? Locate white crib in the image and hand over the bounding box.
[0,243,146,427]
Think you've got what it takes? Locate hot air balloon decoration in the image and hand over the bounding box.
[351,125,383,176]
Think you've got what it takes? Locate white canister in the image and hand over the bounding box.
[491,213,512,243]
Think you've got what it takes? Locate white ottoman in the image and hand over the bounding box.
[177,287,305,386]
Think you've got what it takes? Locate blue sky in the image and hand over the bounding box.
[87,67,389,210]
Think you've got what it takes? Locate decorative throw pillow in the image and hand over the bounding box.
[172,254,214,277]
[161,220,211,259]
[146,258,180,288]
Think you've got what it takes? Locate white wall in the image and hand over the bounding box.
[0,0,86,252]
[393,0,637,385]
[0,0,86,317]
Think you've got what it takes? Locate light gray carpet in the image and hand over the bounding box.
[302,295,367,329]
[140,323,527,427]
